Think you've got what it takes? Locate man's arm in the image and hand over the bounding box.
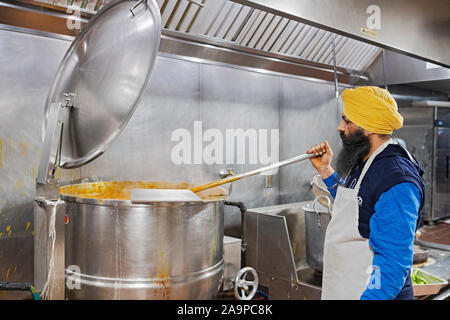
[322,172,344,199]
[360,182,421,300]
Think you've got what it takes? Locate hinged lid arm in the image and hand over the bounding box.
[130,0,147,16]
[36,94,74,198]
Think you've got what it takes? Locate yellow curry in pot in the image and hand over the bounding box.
[59,181,227,201]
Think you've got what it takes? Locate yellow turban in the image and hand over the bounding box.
[342,86,403,134]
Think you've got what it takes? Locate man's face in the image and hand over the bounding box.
[337,114,360,139]
[335,114,372,177]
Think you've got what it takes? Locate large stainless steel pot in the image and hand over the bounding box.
[303,196,332,272]
[60,181,226,300]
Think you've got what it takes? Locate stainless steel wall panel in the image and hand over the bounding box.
[80,56,205,184]
[0,29,79,299]
[200,64,281,235]
[279,78,342,204]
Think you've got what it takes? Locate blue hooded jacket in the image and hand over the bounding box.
[324,144,425,300]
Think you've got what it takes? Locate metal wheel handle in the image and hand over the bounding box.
[234,267,258,300]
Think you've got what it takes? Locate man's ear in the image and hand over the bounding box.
[363,129,374,137]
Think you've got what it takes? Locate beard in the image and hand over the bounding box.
[335,129,371,178]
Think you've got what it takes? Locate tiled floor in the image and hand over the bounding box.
[418,221,450,246]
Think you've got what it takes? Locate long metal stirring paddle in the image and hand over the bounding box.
[131,153,316,203]
[190,153,315,193]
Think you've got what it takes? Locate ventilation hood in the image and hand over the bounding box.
[1,0,384,84]
[234,0,450,68]
[155,0,381,73]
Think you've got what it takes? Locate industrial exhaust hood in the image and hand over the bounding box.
[232,0,450,68]
[1,0,385,85]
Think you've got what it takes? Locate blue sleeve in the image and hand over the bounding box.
[360,182,421,300]
[322,172,344,199]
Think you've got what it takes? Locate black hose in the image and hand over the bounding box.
[224,201,247,266]
[0,282,41,300]
[224,201,246,219]
[0,282,31,291]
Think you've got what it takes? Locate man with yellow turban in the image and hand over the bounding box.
[307,86,425,300]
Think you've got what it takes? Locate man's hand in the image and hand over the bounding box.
[307,140,335,179]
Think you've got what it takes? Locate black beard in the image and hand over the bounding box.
[335,129,371,178]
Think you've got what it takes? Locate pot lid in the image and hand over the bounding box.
[42,0,161,168]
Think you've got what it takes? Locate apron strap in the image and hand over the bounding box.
[392,139,419,167]
[354,138,393,190]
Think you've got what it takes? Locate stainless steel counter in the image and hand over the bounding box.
[416,248,450,282]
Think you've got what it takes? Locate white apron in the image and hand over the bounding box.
[321,139,393,300]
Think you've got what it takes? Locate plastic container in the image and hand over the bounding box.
[412,268,448,296]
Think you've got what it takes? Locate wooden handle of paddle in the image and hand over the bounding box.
[190,175,241,193]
